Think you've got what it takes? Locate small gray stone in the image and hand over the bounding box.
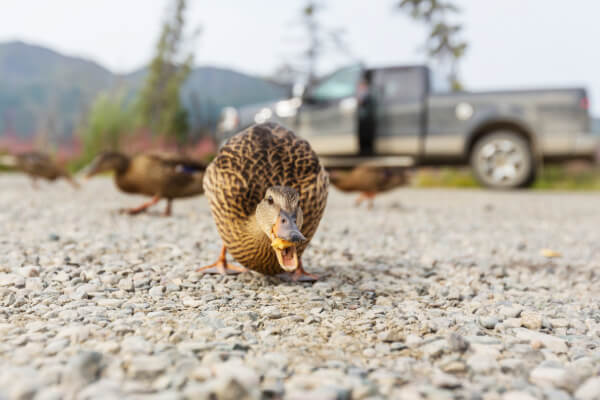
[502,391,538,400]
[575,377,600,400]
[126,355,170,379]
[521,312,543,331]
[62,351,103,395]
[447,333,469,353]
[479,316,498,329]
[149,285,165,298]
[514,328,568,353]
[467,353,498,374]
[121,336,153,355]
[118,277,134,292]
[432,369,461,389]
[530,365,578,392]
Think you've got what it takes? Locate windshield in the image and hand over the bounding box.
[310,65,362,101]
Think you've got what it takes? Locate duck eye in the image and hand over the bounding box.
[267,196,273,205]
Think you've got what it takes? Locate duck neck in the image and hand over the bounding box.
[112,153,130,175]
[245,213,269,243]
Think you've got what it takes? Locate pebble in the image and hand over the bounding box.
[514,328,568,353]
[467,353,499,374]
[521,312,543,331]
[502,391,538,400]
[575,377,600,400]
[0,177,598,399]
[480,316,499,329]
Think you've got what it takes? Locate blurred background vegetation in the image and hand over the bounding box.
[0,0,598,190]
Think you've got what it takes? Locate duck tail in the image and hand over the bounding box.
[0,155,18,167]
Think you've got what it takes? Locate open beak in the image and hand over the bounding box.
[270,210,306,272]
[79,161,100,180]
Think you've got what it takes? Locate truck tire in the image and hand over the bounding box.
[470,131,536,189]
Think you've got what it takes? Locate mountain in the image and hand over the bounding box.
[0,41,289,141]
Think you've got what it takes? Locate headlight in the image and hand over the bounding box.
[275,98,301,118]
[219,107,239,131]
[254,108,273,124]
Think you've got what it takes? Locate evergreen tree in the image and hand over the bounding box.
[398,0,467,90]
[137,0,196,143]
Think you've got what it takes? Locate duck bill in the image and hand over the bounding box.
[274,245,299,272]
[271,211,306,272]
[80,159,101,180]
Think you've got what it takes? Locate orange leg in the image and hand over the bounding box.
[355,193,366,207]
[356,192,376,209]
[292,259,319,282]
[276,259,318,282]
[122,195,161,215]
[164,199,173,216]
[365,192,376,210]
[65,176,80,190]
[197,245,248,275]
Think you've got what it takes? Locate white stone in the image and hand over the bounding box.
[575,377,600,400]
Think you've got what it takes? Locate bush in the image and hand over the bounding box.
[74,91,135,171]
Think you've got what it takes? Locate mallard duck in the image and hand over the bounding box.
[84,151,206,216]
[200,122,329,281]
[0,151,78,189]
[329,165,410,209]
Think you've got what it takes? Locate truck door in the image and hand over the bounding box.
[372,66,427,155]
[296,65,363,155]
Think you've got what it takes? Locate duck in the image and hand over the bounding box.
[84,151,206,216]
[0,151,79,189]
[200,122,329,281]
[328,165,411,209]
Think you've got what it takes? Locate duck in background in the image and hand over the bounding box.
[0,151,79,189]
[328,164,411,209]
[83,151,206,216]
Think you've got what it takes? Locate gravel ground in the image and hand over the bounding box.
[0,174,599,400]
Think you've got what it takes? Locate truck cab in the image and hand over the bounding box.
[218,64,597,188]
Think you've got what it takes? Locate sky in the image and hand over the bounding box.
[1,0,600,115]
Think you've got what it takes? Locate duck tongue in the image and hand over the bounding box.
[281,246,295,268]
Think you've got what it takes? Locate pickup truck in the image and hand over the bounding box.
[217,64,597,188]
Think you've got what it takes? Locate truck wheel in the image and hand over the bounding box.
[470,131,535,189]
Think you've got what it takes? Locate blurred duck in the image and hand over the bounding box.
[0,151,78,189]
[84,151,206,216]
[328,165,411,209]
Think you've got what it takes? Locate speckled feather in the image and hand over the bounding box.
[15,152,71,181]
[329,165,409,193]
[203,122,329,275]
[115,154,206,199]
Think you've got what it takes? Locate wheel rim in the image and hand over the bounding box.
[476,138,527,185]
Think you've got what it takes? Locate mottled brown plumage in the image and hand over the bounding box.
[0,151,78,188]
[329,165,410,208]
[203,122,329,277]
[85,151,206,215]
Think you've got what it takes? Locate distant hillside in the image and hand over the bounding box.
[0,41,289,141]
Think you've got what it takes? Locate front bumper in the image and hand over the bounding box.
[573,134,599,157]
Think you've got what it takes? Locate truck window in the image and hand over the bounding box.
[310,65,362,102]
[376,68,426,102]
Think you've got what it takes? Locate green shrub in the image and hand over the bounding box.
[73,91,135,171]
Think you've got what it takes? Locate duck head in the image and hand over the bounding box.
[255,186,306,272]
[83,151,129,178]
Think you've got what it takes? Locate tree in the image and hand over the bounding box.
[79,91,134,166]
[398,0,467,91]
[137,0,197,143]
[282,1,354,85]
